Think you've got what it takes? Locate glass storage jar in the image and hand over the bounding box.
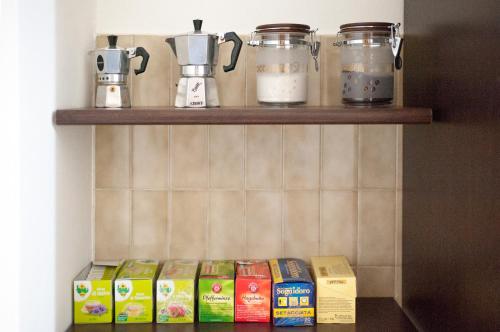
[249,23,320,105]
[335,22,403,104]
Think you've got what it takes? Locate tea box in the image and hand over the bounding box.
[269,258,315,326]
[311,256,356,324]
[73,261,121,324]
[114,259,159,323]
[235,260,271,322]
[156,260,198,323]
[198,260,235,322]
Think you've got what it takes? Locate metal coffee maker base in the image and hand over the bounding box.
[95,85,131,108]
[175,77,220,108]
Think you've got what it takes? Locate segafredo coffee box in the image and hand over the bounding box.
[198,260,235,322]
[269,258,315,326]
[235,260,272,322]
[114,259,159,323]
[156,260,198,323]
[73,261,121,324]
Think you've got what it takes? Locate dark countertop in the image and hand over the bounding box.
[68,298,416,332]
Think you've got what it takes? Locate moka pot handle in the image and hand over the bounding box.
[221,32,242,72]
[131,47,150,75]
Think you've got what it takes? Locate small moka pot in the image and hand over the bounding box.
[93,35,150,108]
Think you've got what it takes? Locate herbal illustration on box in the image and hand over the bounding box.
[157,279,194,323]
[73,264,117,324]
[114,259,158,323]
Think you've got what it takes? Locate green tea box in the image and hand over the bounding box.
[157,260,198,323]
[73,261,121,324]
[198,260,235,322]
[114,259,159,323]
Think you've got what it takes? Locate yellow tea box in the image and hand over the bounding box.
[114,259,159,323]
[73,261,121,324]
[157,259,198,323]
[311,256,356,324]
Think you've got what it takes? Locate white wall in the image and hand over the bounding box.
[97,0,403,34]
[0,0,21,331]
[17,0,57,330]
[55,0,95,330]
[0,0,95,331]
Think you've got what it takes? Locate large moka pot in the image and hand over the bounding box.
[166,19,242,107]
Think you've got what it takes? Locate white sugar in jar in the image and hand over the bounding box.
[249,23,320,105]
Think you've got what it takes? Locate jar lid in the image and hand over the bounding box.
[255,23,311,33]
[339,22,393,33]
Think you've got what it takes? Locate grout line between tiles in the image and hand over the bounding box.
[166,125,173,259]
[394,189,400,298]
[97,186,359,192]
[353,125,359,265]
[281,125,285,256]
[356,124,361,270]
[394,126,401,297]
[243,125,248,258]
[318,125,324,256]
[206,125,210,259]
[128,126,133,255]
[91,125,96,261]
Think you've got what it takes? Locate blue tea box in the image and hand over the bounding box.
[269,258,315,326]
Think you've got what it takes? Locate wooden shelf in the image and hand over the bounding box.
[54,106,432,125]
[67,298,415,332]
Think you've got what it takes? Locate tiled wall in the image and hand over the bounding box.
[94,35,403,299]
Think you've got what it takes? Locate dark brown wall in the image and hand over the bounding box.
[403,0,500,331]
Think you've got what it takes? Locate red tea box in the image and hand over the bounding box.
[235,260,272,322]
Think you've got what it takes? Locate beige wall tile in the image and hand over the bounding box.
[170,191,208,259]
[131,190,168,258]
[284,191,320,262]
[246,125,282,189]
[131,35,170,106]
[215,35,247,106]
[245,42,257,106]
[172,125,208,189]
[320,36,342,106]
[396,190,403,267]
[132,125,168,189]
[396,125,403,190]
[95,190,130,260]
[209,126,244,189]
[357,266,395,297]
[130,246,165,260]
[208,191,245,259]
[284,125,320,189]
[322,125,358,189]
[358,190,396,266]
[321,191,357,264]
[395,189,403,305]
[95,125,130,188]
[246,191,282,259]
[359,125,397,189]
